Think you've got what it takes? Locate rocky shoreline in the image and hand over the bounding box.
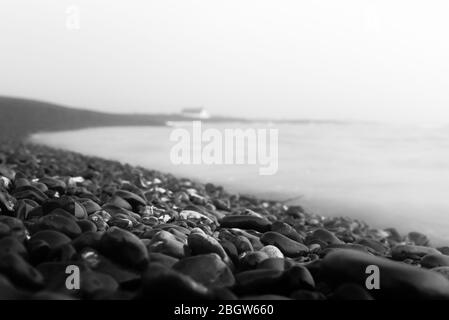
[1,140,449,300]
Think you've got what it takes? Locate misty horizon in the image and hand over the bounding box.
[1,0,449,124]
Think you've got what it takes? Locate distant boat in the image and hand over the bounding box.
[180,107,211,119]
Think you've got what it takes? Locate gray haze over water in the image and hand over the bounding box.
[31,123,449,246]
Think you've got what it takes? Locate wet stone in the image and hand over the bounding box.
[13,188,47,205]
[72,231,103,252]
[76,219,97,233]
[257,258,289,271]
[239,251,269,270]
[187,232,228,261]
[173,253,235,288]
[14,199,35,220]
[0,274,24,299]
[307,228,343,246]
[260,232,309,257]
[114,190,146,210]
[391,244,441,261]
[407,231,430,246]
[107,196,133,211]
[437,247,449,255]
[421,254,449,268]
[89,212,109,231]
[220,240,239,265]
[0,191,16,213]
[355,238,388,255]
[227,234,254,254]
[99,226,149,270]
[27,239,51,264]
[260,245,284,259]
[0,236,28,259]
[220,215,271,233]
[37,214,82,238]
[141,263,211,300]
[0,252,44,289]
[0,222,11,238]
[321,249,449,299]
[38,177,67,194]
[270,221,304,242]
[148,230,187,259]
[79,199,102,215]
[29,230,72,250]
[149,252,179,268]
[384,228,403,243]
[80,270,119,299]
[0,216,26,241]
[431,267,449,281]
[282,265,315,291]
[234,269,284,296]
[48,243,77,262]
[42,196,87,219]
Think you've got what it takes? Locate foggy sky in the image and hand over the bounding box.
[1,0,449,123]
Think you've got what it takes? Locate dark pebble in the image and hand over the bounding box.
[99,226,149,270]
[80,270,119,299]
[38,177,67,194]
[239,251,269,270]
[76,219,97,233]
[260,232,309,257]
[0,236,28,259]
[321,249,449,299]
[72,231,103,252]
[257,258,289,271]
[271,221,304,242]
[29,230,72,250]
[307,228,343,245]
[141,263,211,300]
[391,244,441,260]
[149,252,179,268]
[148,230,187,259]
[187,232,229,262]
[173,253,235,288]
[37,214,82,238]
[220,215,271,233]
[0,216,26,241]
[281,265,315,291]
[421,254,449,268]
[234,269,283,296]
[407,231,429,246]
[0,252,44,289]
[114,190,146,210]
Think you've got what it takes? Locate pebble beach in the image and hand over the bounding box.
[1,139,449,300]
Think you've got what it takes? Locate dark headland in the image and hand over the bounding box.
[1,96,449,300]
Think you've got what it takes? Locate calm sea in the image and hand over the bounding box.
[30,122,449,245]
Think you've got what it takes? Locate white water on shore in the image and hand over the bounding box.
[31,122,449,245]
